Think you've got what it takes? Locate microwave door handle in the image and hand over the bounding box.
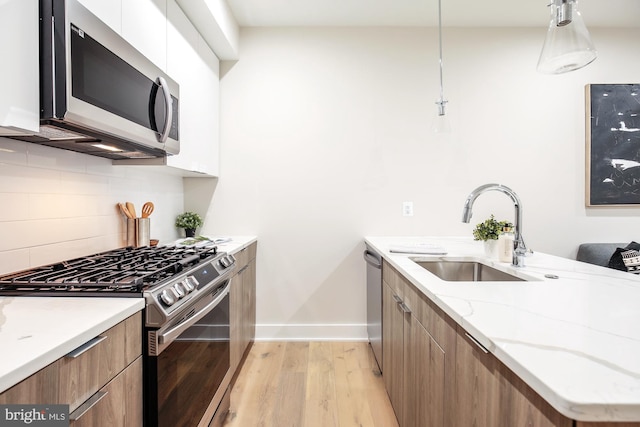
[157,77,173,143]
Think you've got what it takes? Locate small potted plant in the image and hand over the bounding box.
[175,212,203,238]
[473,214,513,258]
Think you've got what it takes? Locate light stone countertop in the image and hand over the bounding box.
[0,297,144,394]
[212,236,257,255]
[365,236,640,423]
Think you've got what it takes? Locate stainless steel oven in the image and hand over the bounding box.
[145,278,232,427]
[0,244,237,427]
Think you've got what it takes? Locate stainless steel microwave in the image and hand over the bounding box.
[11,0,179,160]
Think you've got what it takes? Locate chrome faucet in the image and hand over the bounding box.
[462,183,528,267]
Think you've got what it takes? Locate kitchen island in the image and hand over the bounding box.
[366,236,640,423]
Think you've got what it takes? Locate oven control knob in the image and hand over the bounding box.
[182,277,195,292]
[173,283,186,298]
[186,275,199,290]
[160,289,176,306]
[220,254,235,268]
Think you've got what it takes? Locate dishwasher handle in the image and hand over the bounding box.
[363,249,382,269]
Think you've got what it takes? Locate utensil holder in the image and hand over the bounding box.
[127,218,151,247]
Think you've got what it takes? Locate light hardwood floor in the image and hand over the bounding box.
[224,342,399,427]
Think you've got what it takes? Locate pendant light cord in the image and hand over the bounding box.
[436,0,447,115]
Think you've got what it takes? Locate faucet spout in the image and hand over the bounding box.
[461,183,527,267]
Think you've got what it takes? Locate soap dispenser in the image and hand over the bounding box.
[498,226,515,263]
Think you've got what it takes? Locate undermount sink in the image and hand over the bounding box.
[411,259,526,282]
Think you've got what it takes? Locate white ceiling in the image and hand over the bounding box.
[226,0,640,28]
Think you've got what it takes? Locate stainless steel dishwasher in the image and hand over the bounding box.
[364,244,383,371]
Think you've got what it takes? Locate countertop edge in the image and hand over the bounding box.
[215,236,257,256]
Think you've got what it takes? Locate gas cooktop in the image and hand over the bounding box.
[0,245,222,295]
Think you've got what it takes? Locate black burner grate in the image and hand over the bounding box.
[0,245,218,294]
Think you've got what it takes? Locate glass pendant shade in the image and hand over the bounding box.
[537,0,596,74]
[431,100,451,133]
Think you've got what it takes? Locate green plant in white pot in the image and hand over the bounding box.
[473,214,512,258]
[175,212,203,238]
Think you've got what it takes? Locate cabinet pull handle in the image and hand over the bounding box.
[392,294,403,304]
[64,335,108,359]
[464,332,489,354]
[237,265,249,274]
[69,391,108,421]
[400,302,412,314]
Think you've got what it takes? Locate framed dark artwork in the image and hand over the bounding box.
[586,84,640,206]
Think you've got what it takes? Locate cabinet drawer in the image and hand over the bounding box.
[59,312,141,412]
[70,356,142,427]
[233,242,256,269]
[246,242,257,261]
[234,249,249,270]
[382,261,404,296]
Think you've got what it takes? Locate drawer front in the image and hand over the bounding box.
[70,356,143,427]
[233,247,249,270]
[59,312,141,412]
[246,242,257,261]
[233,242,257,271]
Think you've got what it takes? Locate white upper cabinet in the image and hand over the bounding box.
[166,0,220,176]
[122,0,168,70]
[0,0,39,135]
[77,0,122,33]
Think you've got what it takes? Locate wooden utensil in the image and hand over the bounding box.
[126,202,137,218]
[141,202,154,218]
[118,202,134,219]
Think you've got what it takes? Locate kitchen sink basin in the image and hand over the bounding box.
[411,259,526,282]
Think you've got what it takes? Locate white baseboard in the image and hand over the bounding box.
[255,323,368,341]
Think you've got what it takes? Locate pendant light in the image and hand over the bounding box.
[431,0,451,134]
[537,0,597,74]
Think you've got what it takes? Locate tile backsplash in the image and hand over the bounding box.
[0,138,185,274]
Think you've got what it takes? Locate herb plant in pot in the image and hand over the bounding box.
[175,212,203,238]
[473,214,513,259]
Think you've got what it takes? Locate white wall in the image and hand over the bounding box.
[201,26,640,340]
[0,138,185,274]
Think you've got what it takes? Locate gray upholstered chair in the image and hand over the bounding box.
[576,243,625,267]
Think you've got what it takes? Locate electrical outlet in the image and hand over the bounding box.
[402,201,414,217]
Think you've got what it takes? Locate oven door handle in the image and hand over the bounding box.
[158,279,231,346]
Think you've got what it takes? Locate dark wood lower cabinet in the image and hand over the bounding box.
[454,325,572,427]
[409,320,445,427]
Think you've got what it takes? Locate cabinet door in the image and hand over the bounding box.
[122,0,167,70]
[382,280,404,422]
[242,258,256,352]
[166,0,220,176]
[496,352,572,427]
[407,320,445,427]
[229,267,244,374]
[0,0,39,134]
[454,326,500,427]
[77,0,122,33]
